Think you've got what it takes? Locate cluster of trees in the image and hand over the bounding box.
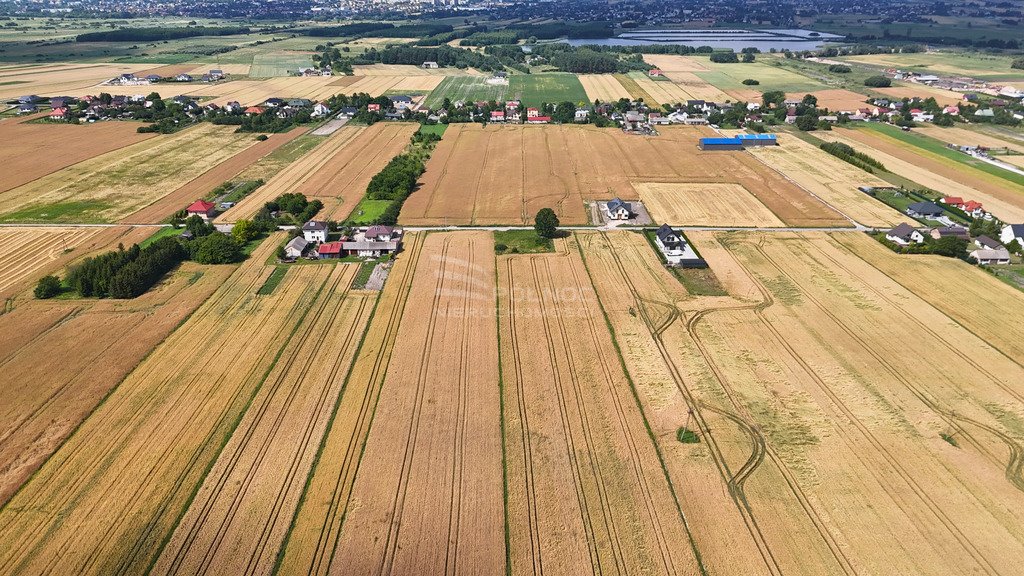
[361,133,439,225]
[828,64,852,73]
[864,75,893,87]
[303,22,394,37]
[352,45,506,72]
[1014,58,1024,70]
[820,142,886,173]
[264,192,323,225]
[76,26,249,42]
[881,234,970,260]
[534,208,560,239]
[45,238,187,299]
[214,107,313,133]
[182,216,246,264]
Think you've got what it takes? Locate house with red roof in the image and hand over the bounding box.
[649,69,664,77]
[526,116,551,124]
[186,200,217,221]
[963,200,986,218]
[49,107,68,120]
[941,196,965,208]
[244,106,265,115]
[490,110,505,121]
[367,103,381,112]
[526,107,540,118]
[317,241,344,259]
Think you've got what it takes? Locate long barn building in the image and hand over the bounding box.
[698,133,778,150]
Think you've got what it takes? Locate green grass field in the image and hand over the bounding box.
[696,58,825,93]
[494,230,554,254]
[249,51,314,77]
[139,226,185,248]
[424,76,510,108]
[838,51,1024,82]
[417,123,447,136]
[348,199,392,224]
[509,73,589,107]
[0,200,112,224]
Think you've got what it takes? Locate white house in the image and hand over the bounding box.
[970,248,1011,265]
[885,223,925,245]
[301,220,330,243]
[605,198,632,220]
[312,102,331,117]
[422,61,439,69]
[1000,224,1024,248]
[653,224,701,265]
[284,236,309,259]
[574,109,589,122]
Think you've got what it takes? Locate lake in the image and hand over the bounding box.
[564,28,844,52]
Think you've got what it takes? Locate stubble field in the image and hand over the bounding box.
[578,74,632,101]
[636,182,786,226]
[0,124,258,223]
[400,124,847,227]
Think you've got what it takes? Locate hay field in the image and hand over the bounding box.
[0,118,155,195]
[0,62,151,100]
[829,128,1024,222]
[664,72,732,102]
[499,236,704,575]
[578,229,1024,574]
[795,89,869,112]
[185,63,252,76]
[0,226,150,299]
[578,74,632,101]
[636,182,786,226]
[151,265,375,576]
[0,237,358,574]
[746,134,913,227]
[221,123,415,222]
[0,260,229,505]
[325,232,504,575]
[642,54,710,72]
[122,126,308,224]
[277,233,427,575]
[0,124,258,223]
[400,124,847,227]
[630,72,694,104]
[352,64,460,76]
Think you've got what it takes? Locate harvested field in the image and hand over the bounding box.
[792,89,870,112]
[746,134,913,227]
[500,235,703,575]
[185,63,252,76]
[578,74,632,101]
[352,64,460,76]
[580,229,1024,574]
[137,64,197,78]
[630,72,694,105]
[825,128,1024,222]
[0,124,258,223]
[0,62,151,100]
[614,73,658,106]
[914,125,1024,154]
[121,126,308,224]
[401,124,847,227]
[636,182,785,226]
[0,260,229,505]
[221,123,416,222]
[151,264,375,576]
[642,54,710,72]
[0,118,155,195]
[663,72,731,102]
[871,84,960,105]
[0,225,150,299]
[0,237,357,574]
[320,231,504,575]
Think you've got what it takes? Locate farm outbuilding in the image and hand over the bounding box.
[698,137,744,151]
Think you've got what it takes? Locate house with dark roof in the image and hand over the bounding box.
[906,201,945,220]
[605,198,632,220]
[1000,224,1024,247]
[886,223,925,245]
[975,235,1004,250]
[302,220,330,243]
[930,226,968,240]
[284,236,309,260]
[390,95,414,110]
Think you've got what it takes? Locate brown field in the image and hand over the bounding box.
[400,124,847,227]
[185,63,252,76]
[0,118,155,195]
[613,73,659,106]
[352,64,463,76]
[221,123,416,222]
[631,74,695,105]
[828,128,1024,222]
[121,126,308,224]
[871,84,961,105]
[793,89,870,112]
[0,259,229,505]
[320,231,504,575]
[0,62,151,100]
[636,182,786,226]
[578,74,632,101]
[500,235,704,575]
[578,229,1024,574]
[642,54,710,72]
[0,237,363,574]
[0,226,151,300]
[0,124,258,223]
[151,264,375,576]
[137,64,198,78]
[746,134,913,227]
[277,233,426,575]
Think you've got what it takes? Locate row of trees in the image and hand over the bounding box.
[820,142,886,173]
[76,26,248,42]
[52,238,187,299]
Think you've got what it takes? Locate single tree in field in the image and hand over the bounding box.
[534,208,559,239]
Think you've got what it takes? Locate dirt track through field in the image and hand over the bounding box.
[122,127,309,224]
[326,231,504,575]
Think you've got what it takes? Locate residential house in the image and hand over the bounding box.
[186,200,217,221]
[342,225,402,257]
[648,112,670,125]
[962,200,986,218]
[174,73,193,82]
[301,220,330,243]
[526,116,551,124]
[244,106,266,115]
[284,236,309,259]
[970,248,1011,265]
[624,110,644,123]
[339,106,358,118]
[365,225,399,242]
[649,69,664,77]
[886,223,925,245]
[209,69,225,80]
[975,235,1004,250]
[574,109,589,122]
[422,61,439,69]
[906,201,945,220]
[605,198,632,220]
[17,103,36,114]
[224,101,242,113]
[941,196,965,209]
[312,102,331,117]
[390,95,414,110]
[654,224,694,265]
[265,97,284,108]
[930,226,968,240]
[49,107,68,120]
[490,110,506,122]
[1000,224,1024,247]
[144,74,162,82]
[526,107,540,118]
[367,103,381,112]
[785,107,797,124]
[288,98,312,108]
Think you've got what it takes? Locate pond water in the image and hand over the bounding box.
[564,29,843,52]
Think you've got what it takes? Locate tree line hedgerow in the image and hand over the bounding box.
[59,238,187,299]
[819,142,886,173]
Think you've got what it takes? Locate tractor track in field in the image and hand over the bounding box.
[291,233,426,576]
[376,236,453,575]
[744,238,1002,576]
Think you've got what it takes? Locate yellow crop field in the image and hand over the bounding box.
[578,74,632,101]
[0,62,151,100]
[642,54,710,72]
[664,72,731,101]
[0,124,258,223]
[636,182,786,226]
